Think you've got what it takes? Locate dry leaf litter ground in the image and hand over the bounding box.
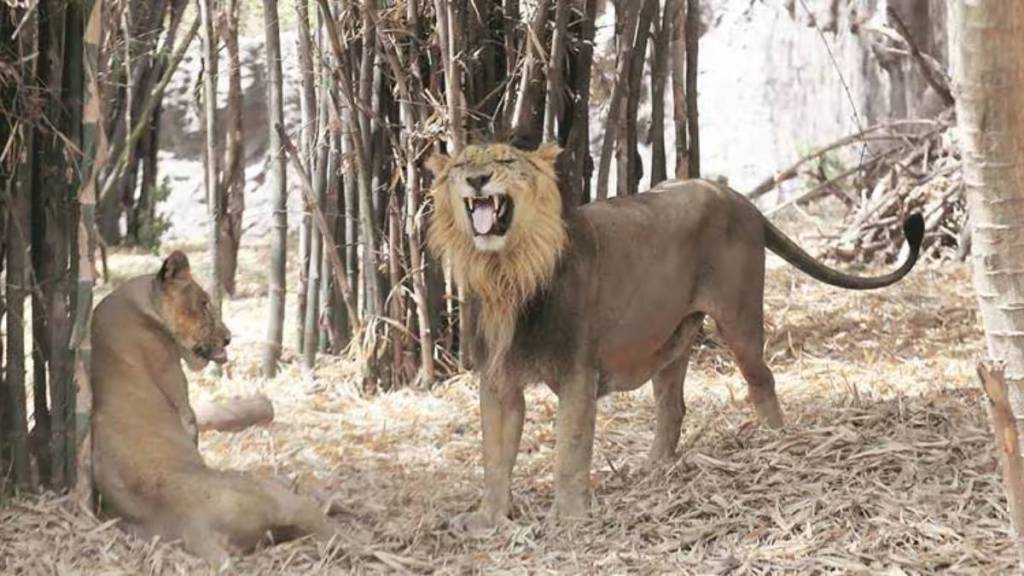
[0,226,1014,575]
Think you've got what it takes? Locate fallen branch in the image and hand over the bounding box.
[766,146,904,217]
[746,119,942,200]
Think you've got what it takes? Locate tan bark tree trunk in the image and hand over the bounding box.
[261,0,288,378]
[199,0,222,330]
[949,1,1024,564]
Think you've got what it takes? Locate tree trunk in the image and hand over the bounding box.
[262,0,288,378]
[510,0,551,146]
[71,0,107,506]
[302,76,330,375]
[558,0,598,209]
[649,0,676,187]
[295,0,317,353]
[199,0,223,368]
[98,0,177,246]
[619,0,656,195]
[321,127,341,352]
[0,2,11,495]
[219,0,245,297]
[670,0,689,178]
[6,123,33,490]
[596,0,641,200]
[684,0,700,177]
[29,0,81,489]
[950,1,1024,565]
[543,0,572,143]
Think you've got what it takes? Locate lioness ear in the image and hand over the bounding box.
[425,152,451,177]
[531,143,562,167]
[158,251,192,285]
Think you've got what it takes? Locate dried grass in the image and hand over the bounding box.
[1,239,1014,575]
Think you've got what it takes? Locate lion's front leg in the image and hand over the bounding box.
[553,369,598,521]
[452,377,525,533]
[181,405,199,446]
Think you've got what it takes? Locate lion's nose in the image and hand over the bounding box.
[466,174,491,192]
[222,328,232,347]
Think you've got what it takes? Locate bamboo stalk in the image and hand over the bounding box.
[70,0,107,506]
[97,17,199,206]
[595,1,641,200]
[277,124,360,332]
[6,123,33,490]
[295,0,317,355]
[684,0,700,177]
[649,0,676,186]
[261,0,288,378]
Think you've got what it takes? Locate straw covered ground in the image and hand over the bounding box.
[0,234,1015,574]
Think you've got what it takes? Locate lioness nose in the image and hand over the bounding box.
[222,328,232,347]
[466,174,491,192]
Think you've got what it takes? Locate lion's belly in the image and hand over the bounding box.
[596,326,679,394]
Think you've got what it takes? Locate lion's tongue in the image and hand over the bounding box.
[471,203,496,235]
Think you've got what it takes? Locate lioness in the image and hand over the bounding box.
[92,251,333,563]
[426,143,922,531]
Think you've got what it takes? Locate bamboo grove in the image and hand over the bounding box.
[0,0,699,495]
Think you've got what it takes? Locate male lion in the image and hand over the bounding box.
[92,251,334,564]
[426,143,923,531]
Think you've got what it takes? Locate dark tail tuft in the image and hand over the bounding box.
[903,213,924,252]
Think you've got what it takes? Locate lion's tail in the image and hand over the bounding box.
[763,213,924,290]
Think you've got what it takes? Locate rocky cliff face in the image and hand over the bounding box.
[639,0,948,194]
[156,1,949,239]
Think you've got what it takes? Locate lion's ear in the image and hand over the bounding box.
[425,152,451,177]
[158,250,192,285]
[531,143,562,167]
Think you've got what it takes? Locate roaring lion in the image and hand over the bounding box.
[91,251,334,564]
[426,143,923,531]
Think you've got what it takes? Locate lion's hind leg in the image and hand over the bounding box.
[712,301,784,429]
[648,314,704,464]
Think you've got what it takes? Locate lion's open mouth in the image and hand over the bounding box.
[194,344,229,365]
[464,195,513,237]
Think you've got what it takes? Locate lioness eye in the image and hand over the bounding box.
[498,159,515,165]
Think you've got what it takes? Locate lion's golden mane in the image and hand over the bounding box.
[426,143,568,367]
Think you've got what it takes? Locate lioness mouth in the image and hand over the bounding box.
[194,344,229,365]
[465,195,513,237]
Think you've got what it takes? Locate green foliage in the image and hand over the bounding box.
[136,177,173,251]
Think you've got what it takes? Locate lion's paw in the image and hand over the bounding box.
[448,510,504,537]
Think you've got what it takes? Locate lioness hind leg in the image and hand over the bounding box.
[649,316,704,464]
[257,478,335,542]
[715,314,784,429]
[182,521,231,567]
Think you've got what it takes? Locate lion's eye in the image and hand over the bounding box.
[498,159,516,165]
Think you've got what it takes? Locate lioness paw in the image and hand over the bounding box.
[448,510,505,537]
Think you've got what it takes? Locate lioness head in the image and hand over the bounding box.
[426,142,569,363]
[156,251,231,370]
